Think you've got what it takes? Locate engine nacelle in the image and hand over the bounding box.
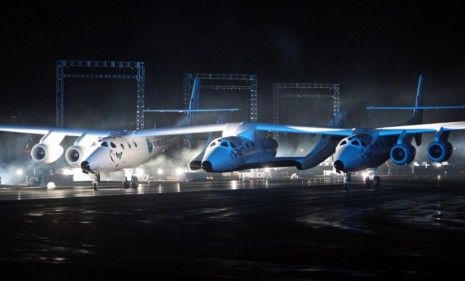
[31,143,64,164]
[427,141,453,162]
[390,143,416,165]
[65,145,85,166]
[189,160,202,170]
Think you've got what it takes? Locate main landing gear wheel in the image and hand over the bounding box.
[130,176,139,189]
[365,176,381,189]
[122,178,130,189]
[373,176,381,189]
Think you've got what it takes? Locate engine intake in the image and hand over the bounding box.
[31,143,64,164]
[427,141,453,162]
[65,146,84,165]
[189,160,202,170]
[390,143,416,165]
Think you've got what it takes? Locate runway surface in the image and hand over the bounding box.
[1,180,465,280]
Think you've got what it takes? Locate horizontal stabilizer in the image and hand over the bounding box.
[367,105,465,110]
[144,108,241,113]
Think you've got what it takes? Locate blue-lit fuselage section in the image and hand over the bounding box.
[333,133,395,173]
[201,136,277,172]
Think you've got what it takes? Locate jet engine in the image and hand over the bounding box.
[65,145,85,166]
[427,140,453,162]
[390,143,416,165]
[31,143,64,164]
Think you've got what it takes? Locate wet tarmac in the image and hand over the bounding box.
[1,180,465,280]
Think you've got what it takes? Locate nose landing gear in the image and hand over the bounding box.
[92,172,101,191]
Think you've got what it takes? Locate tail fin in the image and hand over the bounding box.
[412,73,424,124]
[366,74,425,125]
[411,74,424,146]
[187,77,201,124]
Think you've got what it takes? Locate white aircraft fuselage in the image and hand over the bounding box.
[333,132,397,173]
[200,136,278,172]
[80,135,176,172]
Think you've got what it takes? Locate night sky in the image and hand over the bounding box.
[1,0,465,128]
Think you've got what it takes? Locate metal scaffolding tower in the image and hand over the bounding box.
[272,82,341,140]
[183,73,258,123]
[55,60,145,130]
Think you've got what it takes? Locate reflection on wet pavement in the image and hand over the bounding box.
[1,180,465,279]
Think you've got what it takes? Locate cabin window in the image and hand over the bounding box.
[110,142,116,148]
[221,142,229,147]
[352,140,360,146]
[339,140,347,146]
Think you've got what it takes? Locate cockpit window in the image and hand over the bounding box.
[352,140,360,146]
[110,142,116,148]
[221,142,228,147]
[101,142,108,147]
[360,141,366,147]
[210,142,216,147]
[339,140,347,146]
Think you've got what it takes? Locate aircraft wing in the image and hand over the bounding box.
[133,123,227,137]
[255,123,355,136]
[134,122,355,138]
[0,124,112,137]
[375,121,465,136]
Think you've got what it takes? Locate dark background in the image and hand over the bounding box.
[1,0,465,128]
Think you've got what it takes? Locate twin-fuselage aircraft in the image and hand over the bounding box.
[1,75,464,189]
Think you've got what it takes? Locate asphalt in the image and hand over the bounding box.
[1,180,465,280]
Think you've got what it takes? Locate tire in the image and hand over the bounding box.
[365,179,373,188]
[130,176,139,189]
[122,179,130,189]
[373,176,381,189]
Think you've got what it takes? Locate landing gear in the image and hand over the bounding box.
[122,178,130,189]
[343,172,351,191]
[92,172,101,190]
[122,175,139,189]
[364,169,381,189]
[373,176,381,189]
[130,175,139,189]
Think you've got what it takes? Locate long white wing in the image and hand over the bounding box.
[133,123,227,137]
[0,125,112,137]
[133,123,355,138]
[375,121,465,136]
[255,123,355,136]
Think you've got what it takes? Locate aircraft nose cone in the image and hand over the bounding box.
[81,161,90,171]
[334,160,344,172]
[201,161,213,172]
